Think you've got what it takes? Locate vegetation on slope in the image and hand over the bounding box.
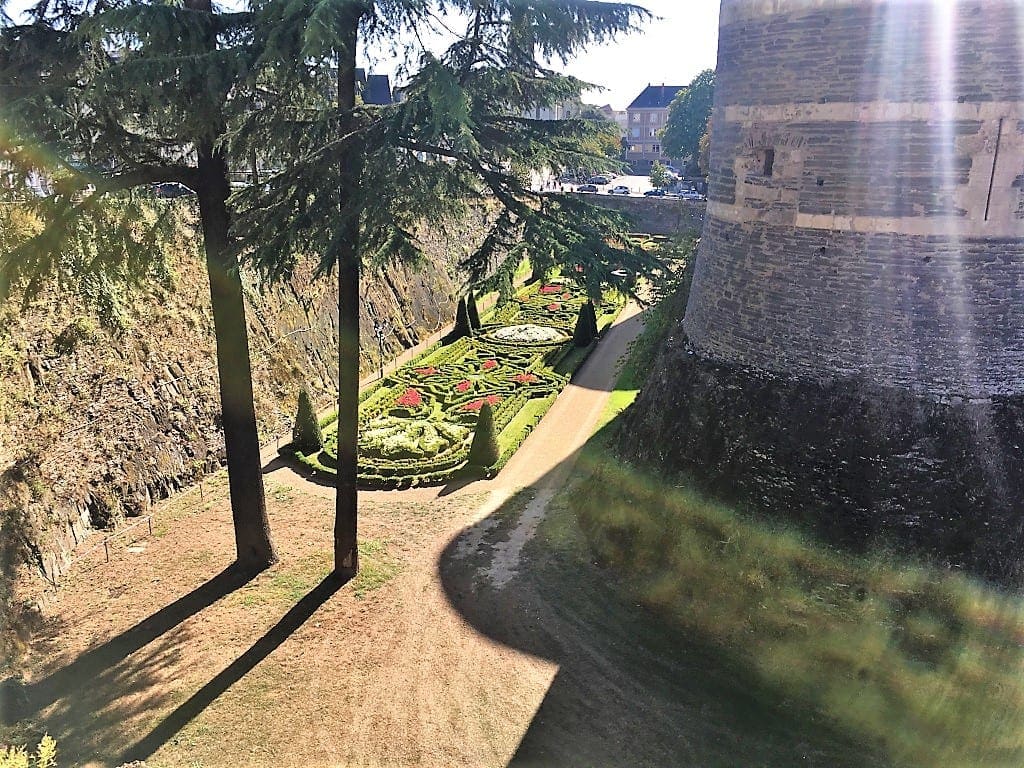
[562,251,1024,767]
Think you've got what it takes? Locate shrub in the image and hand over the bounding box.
[573,304,594,347]
[467,402,500,467]
[1,734,57,768]
[467,291,481,330]
[454,297,474,338]
[585,300,599,337]
[292,388,323,452]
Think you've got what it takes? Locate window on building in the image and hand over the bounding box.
[763,148,775,177]
[631,113,640,122]
[652,144,660,154]
[631,127,640,138]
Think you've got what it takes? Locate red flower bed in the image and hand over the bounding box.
[481,359,498,371]
[561,292,571,300]
[414,366,439,377]
[513,373,538,384]
[547,303,561,311]
[455,380,472,393]
[463,395,502,411]
[539,285,561,294]
[396,388,423,407]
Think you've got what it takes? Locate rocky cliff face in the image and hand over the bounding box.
[0,204,476,604]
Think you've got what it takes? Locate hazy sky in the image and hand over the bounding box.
[2,0,721,109]
[563,0,720,109]
[360,0,721,110]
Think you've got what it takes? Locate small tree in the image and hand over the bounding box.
[573,303,594,346]
[649,161,671,189]
[586,300,600,338]
[467,403,500,468]
[292,388,324,453]
[454,296,474,338]
[467,291,481,330]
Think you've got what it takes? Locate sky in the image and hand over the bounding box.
[1,0,721,109]
[563,0,720,110]
[357,0,721,111]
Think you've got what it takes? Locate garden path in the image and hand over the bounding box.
[260,298,646,553]
[10,299,646,767]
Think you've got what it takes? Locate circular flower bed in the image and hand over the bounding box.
[463,395,502,412]
[486,324,567,344]
[287,277,624,488]
[361,416,469,461]
[396,388,423,407]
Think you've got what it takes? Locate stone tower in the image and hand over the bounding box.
[623,0,1024,580]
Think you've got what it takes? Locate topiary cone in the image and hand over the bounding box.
[454,296,474,338]
[292,387,324,452]
[573,303,594,347]
[468,402,500,467]
[467,291,482,330]
[586,300,599,337]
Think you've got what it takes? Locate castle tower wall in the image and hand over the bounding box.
[687,0,1024,398]
[621,0,1024,581]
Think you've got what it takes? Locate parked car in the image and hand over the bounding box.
[644,188,667,197]
[577,184,599,193]
[679,189,705,200]
[609,185,630,195]
[587,175,611,185]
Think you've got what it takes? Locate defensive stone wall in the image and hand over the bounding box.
[621,0,1024,581]
[688,0,1024,399]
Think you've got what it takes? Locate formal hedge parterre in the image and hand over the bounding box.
[284,278,623,488]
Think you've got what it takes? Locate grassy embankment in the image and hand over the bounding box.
[547,260,1024,767]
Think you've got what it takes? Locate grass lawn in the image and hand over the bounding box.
[553,327,1024,768]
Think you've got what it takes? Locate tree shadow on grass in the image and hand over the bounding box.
[119,572,345,764]
[1,562,257,728]
[438,455,894,768]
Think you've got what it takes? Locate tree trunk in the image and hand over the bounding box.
[196,142,278,571]
[333,10,366,578]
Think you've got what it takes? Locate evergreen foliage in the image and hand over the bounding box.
[293,388,324,452]
[454,296,474,338]
[0,0,282,568]
[662,69,716,169]
[467,291,481,330]
[573,303,594,347]
[586,300,600,338]
[3,0,663,575]
[467,402,500,468]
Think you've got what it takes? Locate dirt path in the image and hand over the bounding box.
[5,303,648,768]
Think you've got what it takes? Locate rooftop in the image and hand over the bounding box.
[628,84,685,110]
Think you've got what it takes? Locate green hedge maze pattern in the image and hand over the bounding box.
[286,280,619,488]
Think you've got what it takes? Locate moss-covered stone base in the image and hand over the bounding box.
[619,339,1024,583]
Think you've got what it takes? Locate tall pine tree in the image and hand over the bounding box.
[0,0,279,570]
[231,0,661,578]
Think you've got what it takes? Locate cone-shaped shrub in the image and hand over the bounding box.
[497,272,514,306]
[573,303,594,346]
[467,291,481,330]
[468,402,500,467]
[292,388,323,452]
[586,300,599,337]
[454,296,474,338]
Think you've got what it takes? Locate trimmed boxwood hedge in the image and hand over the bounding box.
[281,279,625,488]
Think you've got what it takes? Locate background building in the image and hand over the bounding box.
[625,84,683,172]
